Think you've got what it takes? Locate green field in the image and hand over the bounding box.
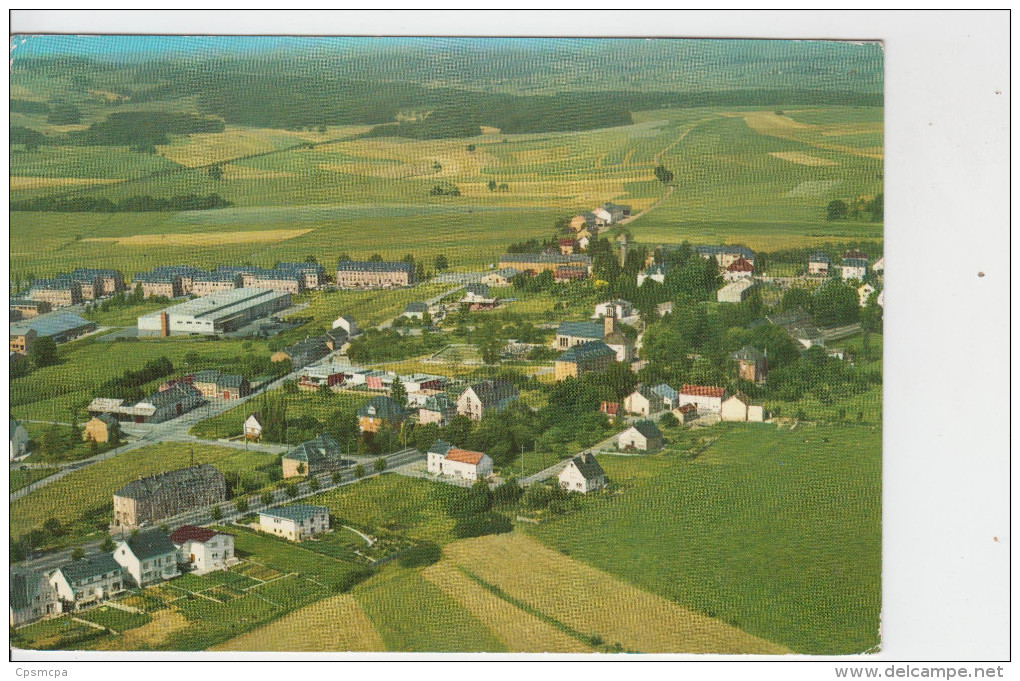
[189,388,370,440]
[10,443,275,542]
[527,423,882,655]
[10,466,59,492]
[76,605,152,632]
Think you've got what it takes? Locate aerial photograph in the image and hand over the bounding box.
[9,35,883,655]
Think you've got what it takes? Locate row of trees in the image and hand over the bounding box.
[11,194,232,213]
[826,193,883,222]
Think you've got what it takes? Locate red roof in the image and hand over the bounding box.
[675,403,697,413]
[727,257,755,272]
[445,448,486,465]
[600,401,620,416]
[842,250,868,260]
[680,385,726,398]
[559,238,576,246]
[169,525,220,544]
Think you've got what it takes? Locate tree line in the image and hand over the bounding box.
[11,194,232,212]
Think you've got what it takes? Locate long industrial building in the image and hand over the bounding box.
[138,287,292,336]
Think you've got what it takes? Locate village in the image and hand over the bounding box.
[9,198,885,640]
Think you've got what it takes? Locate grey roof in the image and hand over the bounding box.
[499,253,591,265]
[70,268,122,281]
[558,340,615,363]
[125,529,178,560]
[557,321,604,340]
[809,253,831,263]
[569,452,606,481]
[486,267,519,279]
[10,312,95,339]
[30,278,77,290]
[467,379,518,409]
[10,568,50,610]
[842,258,869,268]
[405,302,428,313]
[192,370,245,389]
[694,245,755,259]
[650,384,678,401]
[115,464,225,501]
[94,413,119,427]
[143,382,201,409]
[284,433,343,465]
[731,345,766,362]
[642,262,671,276]
[631,420,662,440]
[9,299,48,309]
[193,270,242,283]
[421,393,456,413]
[337,260,413,274]
[428,440,453,455]
[57,553,122,584]
[261,504,329,522]
[357,395,406,420]
[465,283,490,296]
[10,417,24,439]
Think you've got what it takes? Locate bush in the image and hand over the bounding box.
[235,498,249,514]
[308,477,320,491]
[452,512,512,538]
[331,470,343,484]
[353,464,365,478]
[658,412,680,428]
[398,542,442,568]
[374,457,387,473]
[492,479,524,506]
[331,566,374,593]
[284,483,298,498]
[260,491,274,506]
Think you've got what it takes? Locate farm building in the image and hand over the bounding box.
[427,441,493,482]
[282,433,346,478]
[618,420,664,452]
[463,283,491,301]
[114,529,181,587]
[481,268,519,287]
[357,395,407,433]
[244,414,262,440]
[192,370,250,399]
[332,315,360,336]
[25,278,82,307]
[497,253,591,275]
[717,279,759,304]
[601,202,631,222]
[721,393,768,423]
[83,414,119,444]
[9,299,52,319]
[10,311,97,346]
[112,464,227,530]
[335,260,414,288]
[191,270,242,296]
[555,340,615,380]
[558,452,607,493]
[10,419,29,461]
[259,505,331,542]
[10,567,61,626]
[48,555,124,611]
[170,526,236,576]
[272,336,331,368]
[403,301,429,319]
[672,403,698,423]
[88,383,203,424]
[637,262,670,287]
[139,288,292,337]
[418,393,458,426]
[724,257,755,281]
[841,257,869,282]
[731,345,768,383]
[808,253,831,276]
[457,379,518,421]
[678,385,727,414]
[624,385,665,417]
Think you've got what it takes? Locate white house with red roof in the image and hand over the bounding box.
[678,385,727,414]
[170,525,236,575]
[723,257,755,282]
[426,441,493,482]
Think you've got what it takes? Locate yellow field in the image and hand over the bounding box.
[423,560,591,653]
[443,533,791,654]
[82,228,313,247]
[89,89,130,102]
[93,609,189,650]
[155,126,327,167]
[768,151,838,167]
[10,176,123,190]
[732,111,883,161]
[456,176,654,205]
[211,595,384,652]
[312,137,500,179]
[219,163,297,180]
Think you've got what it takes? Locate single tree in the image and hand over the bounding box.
[374,457,387,473]
[488,180,497,191]
[308,476,320,491]
[285,483,298,498]
[353,464,365,479]
[43,518,62,536]
[434,254,449,271]
[100,535,116,552]
[260,490,274,506]
[391,380,408,408]
[826,199,849,221]
[235,497,249,514]
[71,547,85,561]
[331,470,343,484]
[210,505,223,521]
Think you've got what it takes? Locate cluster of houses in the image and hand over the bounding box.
[809,250,884,307]
[132,263,327,299]
[497,253,593,284]
[16,268,126,309]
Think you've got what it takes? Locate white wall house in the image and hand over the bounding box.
[721,394,767,423]
[10,419,29,461]
[591,207,613,225]
[331,315,359,337]
[678,385,726,414]
[259,505,330,542]
[170,526,236,575]
[841,258,868,281]
[10,568,61,626]
[48,554,125,610]
[244,414,262,440]
[858,283,877,307]
[114,530,180,587]
[557,453,607,493]
[623,387,663,417]
[592,300,634,320]
[617,421,664,452]
[427,441,493,482]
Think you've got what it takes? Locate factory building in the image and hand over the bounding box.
[138,288,292,337]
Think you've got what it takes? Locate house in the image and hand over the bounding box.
[244,414,263,440]
[83,414,119,444]
[401,373,445,393]
[259,505,331,541]
[650,383,679,410]
[324,328,350,352]
[9,327,36,355]
[808,253,831,276]
[554,265,588,283]
[192,370,250,400]
[577,235,591,251]
[497,253,591,275]
[555,320,604,349]
[114,529,181,587]
[170,526,235,575]
[88,383,203,425]
[558,452,607,493]
[299,361,349,390]
[463,283,491,302]
[637,262,669,287]
[593,299,634,320]
[48,555,124,610]
[557,238,576,255]
[618,420,664,452]
[872,256,885,274]
[623,385,664,417]
[282,433,345,478]
[426,442,493,482]
[10,419,29,461]
[656,301,674,317]
[877,290,885,309]
[569,215,589,231]
[417,393,458,426]
[480,268,519,288]
[10,299,52,319]
[272,337,331,369]
[841,257,869,281]
[335,260,414,288]
[591,207,613,225]
[554,340,615,380]
[693,245,755,268]
[331,315,359,337]
[678,385,727,414]
[724,257,755,282]
[457,379,518,420]
[402,302,429,320]
[601,202,631,222]
[720,393,768,423]
[357,395,406,433]
[858,283,877,307]
[26,278,83,308]
[10,568,61,626]
[600,401,620,418]
[112,464,227,531]
[672,403,698,423]
[717,279,759,304]
[731,345,768,383]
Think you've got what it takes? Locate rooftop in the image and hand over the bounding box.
[139,288,291,321]
[568,452,606,480]
[445,448,486,465]
[680,385,726,398]
[630,420,662,439]
[499,253,591,265]
[10,311,94,338]
[558,340,615,363]
[336,260,413,273]
[261,504,329,522]
[557,320,604,340]
[115,464,224,501]
[169,525,224,544]
[124,529,178,560]
[57,553,122,583]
